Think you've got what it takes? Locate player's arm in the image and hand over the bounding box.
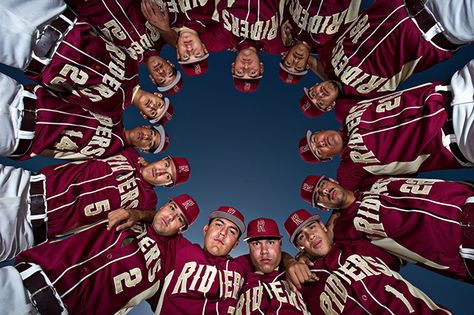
[107,208,156,231]
[141,0,178,48]
[281,252,317,292]
[307,56,329,81]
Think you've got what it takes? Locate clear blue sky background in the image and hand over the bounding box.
[1,0,473,313]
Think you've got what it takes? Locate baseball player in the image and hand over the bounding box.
[192,0,287,92]
[65,0,184,94]
[0,194,200,314]
[0,73,171,160]
[154,206,252,314]
[278,0,361,84]
[298,59,474,190]
[300,175,474,284]
[298,0,474,118]
[235,217,310,315]
[283,209,453,314]
[0,147,191,262]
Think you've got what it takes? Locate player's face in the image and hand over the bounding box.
[307,81,339,111]
[203,218,240,257]
[128,126,161,152]
[177,30,207,63]
[282,43,310,73]
[232,48,263,79]
[309,130,343,159]
[248,239,282,274]
[140,157,177,186]
[152,201,186,236]
[135,91,166,120]
[313,178,346,210]
[147,55,177,87]
[295,220,332,258]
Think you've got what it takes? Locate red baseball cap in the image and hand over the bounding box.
[301,175,326,207]
[149,97,174,125]
[151,125,170,154]
[244,217,282,242]
[299,88,324,118]
[157,70,183,95]
[209,206,246,234]
[179,54,209,76]
[298,130,321,163]
[167,157,191,187]
[170,193,200,228]
[284,209,320,246]
[278,62,307,85]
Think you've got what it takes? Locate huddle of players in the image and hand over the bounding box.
[0,0,473,314]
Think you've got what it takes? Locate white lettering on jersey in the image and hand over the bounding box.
[221,10,279,41]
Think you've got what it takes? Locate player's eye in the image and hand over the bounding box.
[268,240,274,245]
[178,215,184,223]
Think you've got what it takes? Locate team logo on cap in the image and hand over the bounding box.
[299,144,310,153]
[173,85,180,92]
[302,102,311,111]
[244,82,251,91]
[227,207,236,214]
[286,75,294,83]
[194,64,202,74]
[179,165,190,173]
[182,199,195,209]
[290,213,304,225]
[302,183,314,192]
[257,219,266,232]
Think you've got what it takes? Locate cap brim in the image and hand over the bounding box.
[178,53,209,65]
[149,97,170,124]
[209,211,245,234]
[290,214,321,244]
[311,176,326,208]
[152,125,166,154]
[157,71,182,92]
[306,130,320,161]
[244,234,282,242]
[279,62,308,76]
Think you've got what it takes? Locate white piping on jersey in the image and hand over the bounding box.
[306,0,323,39]
[361,107,445,137]
[363,155,431,175]
[355,82,434,104]
[36,120,125,146]
[379,194,463,212]
[48,185,119,214]
[356,16,410,67]
[106,0,143,41]
[61,246,142,298]
[37,108,123,127]
[360,278,395,315]
[376,204,460,226]
[53,229,124,285]
[47,171,115,200]
[155,271,174,313]
[359,106,423,124]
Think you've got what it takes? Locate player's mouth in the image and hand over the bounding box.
[259,258,271,264]
[161,217,168,227]
[214,238,225,245]
[329,188,336,201]
[311,239,322,249]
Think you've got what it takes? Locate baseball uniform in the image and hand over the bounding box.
[0,147,157,262]
[282,0,361,49]
[335,81,470,191]
[166,0,217,28]
[1,72,128,160]
[333,177,474,283]
[316,0,460,99]
[301,240,452,314]
[65,0,167,61]
[154,236,252,314]
[1,221,175,314]
[235,266,310,315]
[200,0,287,54]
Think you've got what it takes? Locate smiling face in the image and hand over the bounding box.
[295,220,332,259]
[134,90,167,120]
[307,81,340,111]
[309,130,344,160]
[177,30,208,63]
[128,126,161,152]
[152,201,187,236]
[203,218,240,257]
[282,42,310,73]
[140,157,177,186]
[147,55,177,87]
[232,48,264,79]
[248,238,282,273]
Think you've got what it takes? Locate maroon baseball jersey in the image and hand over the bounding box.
[200,0,286,54]
[236,266,310,314]
[27,22,140,117]
[301,240,452,314]
[282,0,360,48]
[334,177,474,283]
[166,0,216,29]
[16,222,173,314]
[155,237,252,314]
[41,147,157,238]
[317,0,453,98]
[66,0,166,60]
[336,82,463,191]
[16,85,127,160]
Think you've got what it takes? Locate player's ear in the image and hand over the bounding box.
[232,240,239,250]
[149,74,156,84]
[139,158,149,167]
[231,62,236,74]
[140,111,148,119]
[259,63,264,74]
[318,221,328,232]
[203,224,209,235]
